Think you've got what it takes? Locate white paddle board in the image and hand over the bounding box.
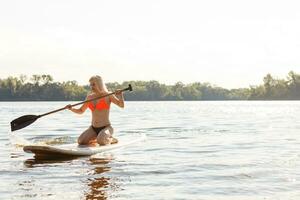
[23,134,146,158]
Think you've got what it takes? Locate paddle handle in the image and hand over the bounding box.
[38,84,132,118]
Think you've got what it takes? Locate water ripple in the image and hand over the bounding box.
[1,101,300,199]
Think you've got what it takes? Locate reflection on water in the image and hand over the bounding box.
[22,155,118,200]
[24,157,76,167]
[85,157,113,200]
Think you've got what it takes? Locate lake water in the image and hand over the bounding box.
[0,101,300,200]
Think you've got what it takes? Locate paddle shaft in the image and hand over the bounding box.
[38,86,131,118]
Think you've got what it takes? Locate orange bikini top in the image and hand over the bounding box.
[88,97,110,111]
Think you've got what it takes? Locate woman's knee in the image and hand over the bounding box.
[77,137,87,145]
[97,127,113,145]
[77,126,96,145]
[97,134,111,145]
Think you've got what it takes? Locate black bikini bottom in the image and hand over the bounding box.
[92,125,108,135]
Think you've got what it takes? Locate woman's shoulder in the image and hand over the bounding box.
[99,91,111,96]
[86,93,95,100]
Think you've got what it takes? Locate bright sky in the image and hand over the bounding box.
[1,0,300,88]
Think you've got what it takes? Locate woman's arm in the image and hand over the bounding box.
[110,90,124,108]
[65,95,90,114]
[66,103,88,114]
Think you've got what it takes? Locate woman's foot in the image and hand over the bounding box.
[111,137,118,144]
[88,139,98,146]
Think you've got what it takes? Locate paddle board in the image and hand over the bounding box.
[23,134,146,159]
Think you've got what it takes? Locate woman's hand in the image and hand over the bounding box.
[115,89,123,95]
[65,104,72,110]
[111,89,124,108]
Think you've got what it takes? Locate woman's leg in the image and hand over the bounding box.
[96,126,116,145]
[77,126,97,145]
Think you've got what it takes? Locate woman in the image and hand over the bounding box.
[65,75,124,146]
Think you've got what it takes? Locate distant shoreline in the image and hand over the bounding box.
[1,100,300,102]
[1,71,300,101]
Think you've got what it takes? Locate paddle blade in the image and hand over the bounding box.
[10,115,40,132]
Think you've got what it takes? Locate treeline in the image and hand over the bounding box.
[0,75,86,101]
[0,71,299,101]
[248,71,300,100]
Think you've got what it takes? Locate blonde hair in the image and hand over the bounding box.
[89,75,108,92]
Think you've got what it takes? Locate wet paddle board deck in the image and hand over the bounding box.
[23,134,146,159]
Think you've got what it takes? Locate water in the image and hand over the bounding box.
[1,101,300,200]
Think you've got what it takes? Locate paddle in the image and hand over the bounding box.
[10,84,133,132]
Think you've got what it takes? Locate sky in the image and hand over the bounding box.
[1,0,300,88]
